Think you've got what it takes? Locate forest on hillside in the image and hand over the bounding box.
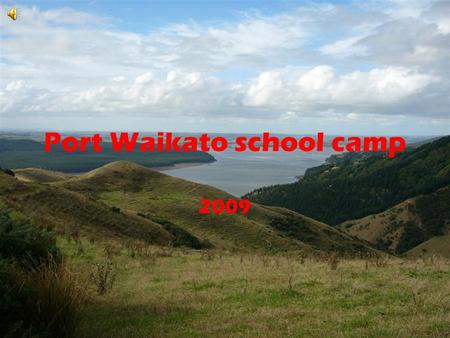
[246,136,450,225]
[0,139,215,172]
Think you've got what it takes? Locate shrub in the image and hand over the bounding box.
[90,260,116,295]
[0,211,61,266]
[0,211,84,337]
[104,244,121,259]
[151,217,213,249]
[2,168,15,176]
[111,206,121,213]
[327,252,339,270]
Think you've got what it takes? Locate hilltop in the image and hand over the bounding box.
[338,186,450,254]
[245,136,450,225]
[56,161,373,254]
[14,168,74,183]
[0,161,374,255]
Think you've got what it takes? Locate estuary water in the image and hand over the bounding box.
[162,147,336,197]
[160,134,431,196]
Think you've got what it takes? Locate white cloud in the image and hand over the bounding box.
[135,72,153,84]
[0,1,448,133]
[423,1,450,34]
[297,66,334,91]
[244,66,436,111]
[320,37,367,57]
[245,71,283,106]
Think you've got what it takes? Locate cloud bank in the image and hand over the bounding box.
[0,1,448,134]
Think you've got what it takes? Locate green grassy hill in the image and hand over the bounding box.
[245,136,450,225]
[58,161,374,254]
[1,161,374,255]
[0,171,173,245]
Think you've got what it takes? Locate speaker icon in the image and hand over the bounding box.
[7,7,17,20]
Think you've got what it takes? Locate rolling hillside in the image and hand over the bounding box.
[13,168,74,183]
[2,161,375,255]
[338,186,450,254]
[57,161,372,254]
[0,171,172,245]
[245,136,450,225]
[405,235,450,258]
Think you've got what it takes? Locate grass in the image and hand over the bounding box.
[0,171,173,246]
[60,238,450,337]
[406,235,450,259]
[0,258,86,337]
[56,161,374,254]
[2,162,449,336]
[1,162,377,255]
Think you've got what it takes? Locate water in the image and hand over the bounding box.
[1,131,429,197]
[162,147,336,196]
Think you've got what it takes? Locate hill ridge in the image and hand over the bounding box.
[338,186,450,254]
[1,161,376,255]
[245,135,450,225]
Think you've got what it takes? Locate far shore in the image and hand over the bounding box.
[44,161,214,176]
[155,161,211,171]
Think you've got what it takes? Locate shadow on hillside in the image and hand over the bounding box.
[77,298,197,337]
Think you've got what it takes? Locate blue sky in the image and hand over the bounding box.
[13,0,350,30]
[0,0,449,135]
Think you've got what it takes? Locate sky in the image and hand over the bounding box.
[0,0,449,135]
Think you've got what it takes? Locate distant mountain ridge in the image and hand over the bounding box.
[0,138,215,172]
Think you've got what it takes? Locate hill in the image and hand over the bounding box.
[245,136,450,225]
[405,235,450,258]
[0,138,215,172]
[338,186,450,254]
[14,168,74,183]
[1,161,374,254]
[57,161,375,254]
[0,171,173,245]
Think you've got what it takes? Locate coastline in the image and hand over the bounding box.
[155,161,212,171]
[61,161,212,176]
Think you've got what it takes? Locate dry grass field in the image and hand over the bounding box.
[60,238,450,338]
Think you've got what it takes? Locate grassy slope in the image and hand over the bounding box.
[54,161,373,254]
[14,168,74,183]
[338,186,450,254]
[406,236,450,258]
[0,172,172,245]
[62,238,450,337]
[245,136,450,225]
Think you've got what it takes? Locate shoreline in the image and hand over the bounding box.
[46,160,214,176]
[155,161,212,171]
